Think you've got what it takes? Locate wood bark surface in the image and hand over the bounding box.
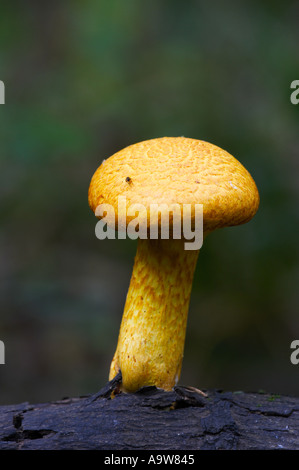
[0,375,298,450]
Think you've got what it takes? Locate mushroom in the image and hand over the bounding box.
[88,137,259,392]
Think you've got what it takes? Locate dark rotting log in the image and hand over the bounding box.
[0,376,299,450]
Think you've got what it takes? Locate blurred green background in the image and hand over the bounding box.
[0,0,299,405]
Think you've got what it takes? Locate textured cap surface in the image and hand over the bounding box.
[88,136,259,232]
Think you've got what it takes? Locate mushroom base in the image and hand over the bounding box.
[109,238,199,392]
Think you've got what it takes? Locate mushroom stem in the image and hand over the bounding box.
[109,238,199,392]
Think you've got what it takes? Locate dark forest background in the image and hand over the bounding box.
[0,0,299,405]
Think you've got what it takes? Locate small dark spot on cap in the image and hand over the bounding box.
[195,180,200,184]
[125,176,132,183]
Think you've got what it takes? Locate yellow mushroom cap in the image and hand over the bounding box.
[88,136,259,233]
